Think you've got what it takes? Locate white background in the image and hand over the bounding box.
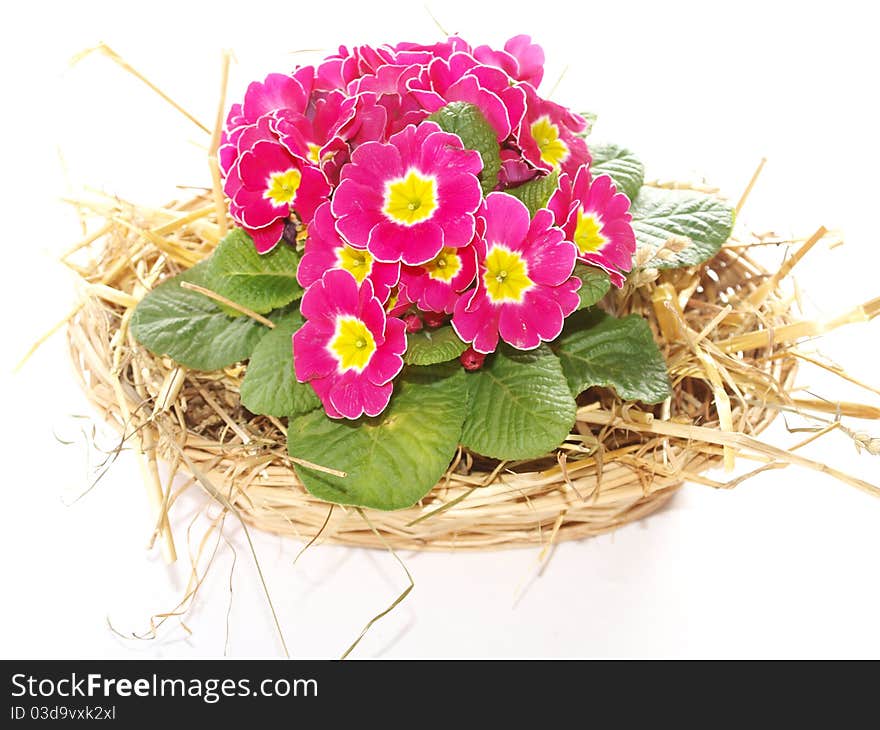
[2,0,879,658]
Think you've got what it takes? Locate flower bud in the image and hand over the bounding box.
[422,311,447,328]
[403,313,424,333]
[460,346,487,371]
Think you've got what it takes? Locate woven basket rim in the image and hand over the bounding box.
[64,185,803,553]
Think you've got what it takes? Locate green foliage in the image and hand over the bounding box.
[288,365,468,510]
[428,101,501,194]
[506,170,559,216]
[206,228,302,315]
[239,310,319,417]
[404,325,468,366]
[460,345,576,460]
[589,144,645,200]
[630,187,735,270]
[130,261,267,371]
[574,263,611,310]
[555,310,671,403]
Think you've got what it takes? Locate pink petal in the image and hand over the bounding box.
[299,269,360,323]
[503,35,545,87]
[555,276,583,317]
[326,371,364,419]
[446,75,511,140]
[498,303,542,350]
[309,376,343,418]
[482,193,530,252]
[368,220,444,266]
[435,211,478,250]
[523,215,575,286]
[365,348,404,386]
[248,222,285,253]
[293,322,338,381]
[358,286,387,344]
[452,290,501,354]
[328,372,393,419]
[521,291,566,343]
[292,166,331,226]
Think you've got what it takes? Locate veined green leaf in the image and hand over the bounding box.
[288,364,467,510]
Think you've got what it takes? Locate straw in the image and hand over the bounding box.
[63,180,880,551]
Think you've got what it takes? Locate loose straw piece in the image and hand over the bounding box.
[60,222,113,261]
[717,296,880,353]
[577,410,880,499]
[287,457,347,479]
[780,350,880,398]
[152,205,216,236]
[154,418,290,658]
[84,283,139,309]
[208,51,232,237]
[651,283,736,471]
[15,303,83,372]
[72,43,211,134]
[340,509,414,660]
[747,226,827,306]
[736,157,766,215]
[179,281,276,328]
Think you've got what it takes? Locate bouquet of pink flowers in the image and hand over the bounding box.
[132,35,734,509]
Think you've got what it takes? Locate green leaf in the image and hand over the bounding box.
[428,101,501,194]
[506,170,559,216]
[240,310,319,417]
[461,345,576,460]
[630,187,735,270]
[574,263,611,310]
[589,144,644,200]
[404,325,468,366]
[555,310,671,404]
[205,228,302,315]
[130,261,268,371]
[288,364,467,510]
[578,110,598,130]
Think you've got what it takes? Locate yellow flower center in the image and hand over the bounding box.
[530,116,569,168]
[573,209,607,254]
[483,245,533,303]
[336,246,374,283]
[382,169,439,226]
[264,168,302,206]
[308,143,322,164]
[328,316,376,372]
[423,247,462,282]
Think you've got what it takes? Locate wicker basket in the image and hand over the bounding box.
[65,183,810,555]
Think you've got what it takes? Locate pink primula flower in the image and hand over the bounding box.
[220,70,314,174]
[452,193,580,353]
[399,235,479,314]
[473,35,545,89]
[271,90,387,184]
[548,168,636,288]
[297,203,400,303]
[392,36,473,64]
[293,269,407,419]
[224,118,330,253]
[519,85,590,177]
[332,122,483,266]
[407,52,526,141]
[347,63,428,136]
[314,44,397,92]
[384,285,416,319]
[498,147,540,188]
